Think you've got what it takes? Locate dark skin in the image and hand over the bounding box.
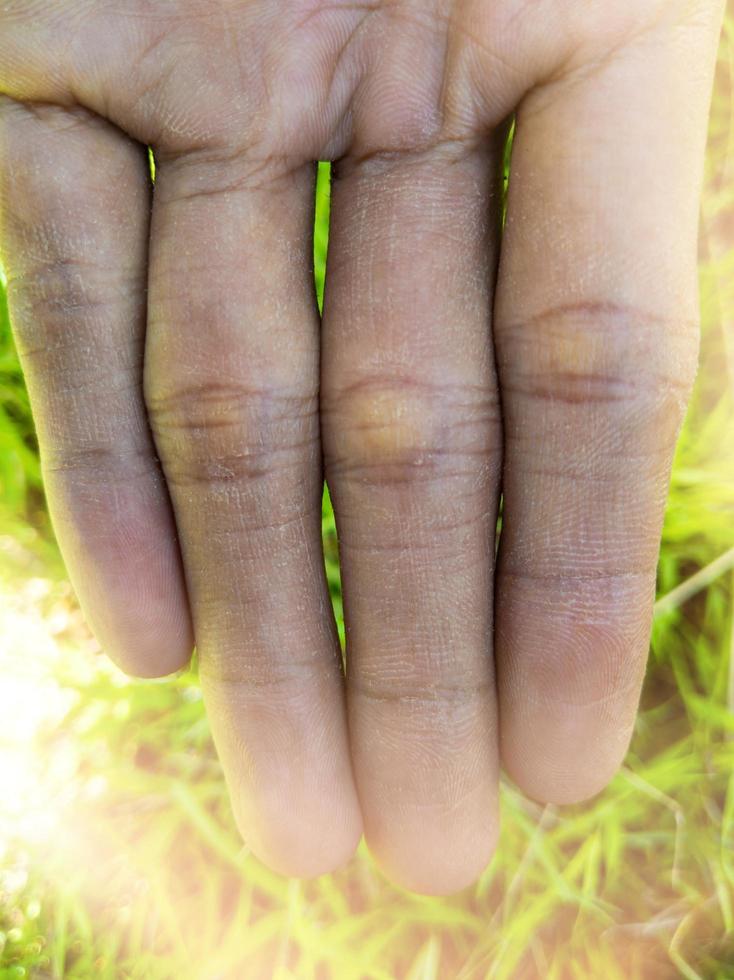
[0,0,724,895]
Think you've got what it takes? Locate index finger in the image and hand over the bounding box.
[492,6,723,803]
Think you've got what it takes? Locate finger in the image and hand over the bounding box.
[144,151,362,877]
[493,16,722,804]
[0,98,193,678]
[321,138,506,896]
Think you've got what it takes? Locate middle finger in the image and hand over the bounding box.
[321,135,506,895]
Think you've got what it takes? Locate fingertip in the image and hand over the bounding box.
[364,808,500,897]
[494,573,649,813]
[48,470,196,680]
[91,602,194,680]
[230,786,364,882]
[375,839,498,898]
[500,717,633,808]
[104,641,193,681]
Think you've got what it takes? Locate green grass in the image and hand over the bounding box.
[1,30,734,980]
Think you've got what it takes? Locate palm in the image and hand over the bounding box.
[2,2,677,151]
[0,0,724,895]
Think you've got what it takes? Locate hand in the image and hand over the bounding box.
[0,0,724,895]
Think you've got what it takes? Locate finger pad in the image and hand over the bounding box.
[47,467,193,678]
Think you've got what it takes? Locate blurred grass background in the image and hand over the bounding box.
[1,21,734,980]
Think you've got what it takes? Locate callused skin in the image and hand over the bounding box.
[0,1,725,895]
